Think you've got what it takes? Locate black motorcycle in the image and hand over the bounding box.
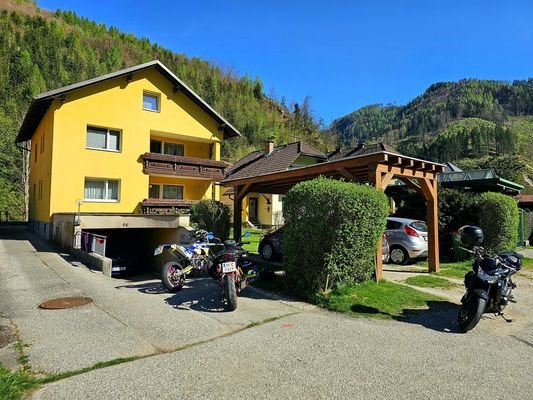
[457,225,523,332]
[208,232,259,311]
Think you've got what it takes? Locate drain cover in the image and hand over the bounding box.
[39,297,92,310]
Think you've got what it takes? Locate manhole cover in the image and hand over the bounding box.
[39,297,92,310]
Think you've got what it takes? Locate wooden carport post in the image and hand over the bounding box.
[233,184,251,241]
[369,165,394,282]
[417,178,440,273]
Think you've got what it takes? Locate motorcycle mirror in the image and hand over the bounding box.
[243,231,251,238]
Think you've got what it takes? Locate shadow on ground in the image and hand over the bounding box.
[395,301,462,333]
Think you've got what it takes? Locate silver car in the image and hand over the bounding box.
[385,217,428,264]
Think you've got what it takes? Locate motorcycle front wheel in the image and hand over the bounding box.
[161,262,185,292]
[458,295,486,332]
[224,274,238,311]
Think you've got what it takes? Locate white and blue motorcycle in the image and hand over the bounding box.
[154,230,215,291]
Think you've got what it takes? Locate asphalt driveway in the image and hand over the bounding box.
[0,226,532,399]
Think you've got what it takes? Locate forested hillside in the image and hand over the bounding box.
[0,0,330,218]
[331,79,533,193]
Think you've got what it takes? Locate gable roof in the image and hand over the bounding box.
[225,141,327,181]
[327,142,399,161]
[15,60,240,143]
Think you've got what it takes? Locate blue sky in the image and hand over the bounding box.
[38,0,533,124]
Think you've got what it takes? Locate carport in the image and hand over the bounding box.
[221,145,445,280]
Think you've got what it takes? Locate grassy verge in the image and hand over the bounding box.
[404,275,459,289]
[229,228,264,254]
[0,364,38,400]
[319,280,445,319]
[433,260,471,279]
[522,257,533,270]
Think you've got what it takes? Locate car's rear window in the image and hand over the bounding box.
[410,221,427,232]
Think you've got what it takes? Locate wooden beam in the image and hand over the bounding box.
[368,166,383,281]
[337,168,356,181]
[381,172,394,189]
[233,193,243,241]
[223,153,387,188]
[417,178,439,273]
[235,183,251,201]
[398,177,423,194]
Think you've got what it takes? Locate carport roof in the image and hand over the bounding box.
[222,143,445,194]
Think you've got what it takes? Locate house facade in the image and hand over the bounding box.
[16,60,239,253]
[222,141,327,228]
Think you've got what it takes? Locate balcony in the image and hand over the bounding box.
[142,153,229,179]
[141,199,198,215]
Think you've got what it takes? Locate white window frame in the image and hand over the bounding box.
[84,178,120,202]
[86,126,121,152]
[143,91,160,112]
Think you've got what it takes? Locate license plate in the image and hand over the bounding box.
[222,261,236,273]
[154,245,164,256]
[112,266,127,272]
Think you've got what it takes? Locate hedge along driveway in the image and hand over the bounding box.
[282,177,389,300]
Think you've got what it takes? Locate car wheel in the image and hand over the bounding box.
[261,242,275,261]
[390,246,409,265]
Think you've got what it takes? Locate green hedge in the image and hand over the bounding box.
[190,200,231,241]
[478,192,519,253]
[282,177,389,300]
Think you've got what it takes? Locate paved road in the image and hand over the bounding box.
[1,226,532,399]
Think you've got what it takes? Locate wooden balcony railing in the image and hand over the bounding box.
[141,199,198,215]
[142,153,229,179]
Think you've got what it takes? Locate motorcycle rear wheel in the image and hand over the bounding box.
[224,274,238,311]
[161,262,185,292]
[458,295,486,332]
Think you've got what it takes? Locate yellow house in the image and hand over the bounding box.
[222,141,326,228]
[16,60,239,260]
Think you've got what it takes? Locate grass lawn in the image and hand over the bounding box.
[417,260,472,279]
[0,364,38,400]
[229,228,263,254]
[404,275,459,289]
[522,257,533,270]
[320,280,445,320]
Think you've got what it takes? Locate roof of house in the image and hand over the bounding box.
[225,141,327,181]
[15,60,240,143]
[327,142,399,161]
[515,194,533,208]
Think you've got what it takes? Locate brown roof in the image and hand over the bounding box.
[225,141,327,181]
[327,143,399,161]
[516,195,533,208]
[16,60,240,142]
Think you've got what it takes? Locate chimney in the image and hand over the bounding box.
[265,140,274,154]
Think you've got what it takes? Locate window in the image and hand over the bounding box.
[86,126,121,151]
[84,179,119,201]
[149,184,160,199]
[143,92,159,112]
[163,185,183,200]
[150,140,162,153]
[150,139,184,156]
[164,143,184,156]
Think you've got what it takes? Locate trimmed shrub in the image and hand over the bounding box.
[478,192,519,253]
[282,176,389,300]
[190,200,231,241]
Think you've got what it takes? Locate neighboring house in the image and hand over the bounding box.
[222,140,327,228]
[15,60,239,261]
